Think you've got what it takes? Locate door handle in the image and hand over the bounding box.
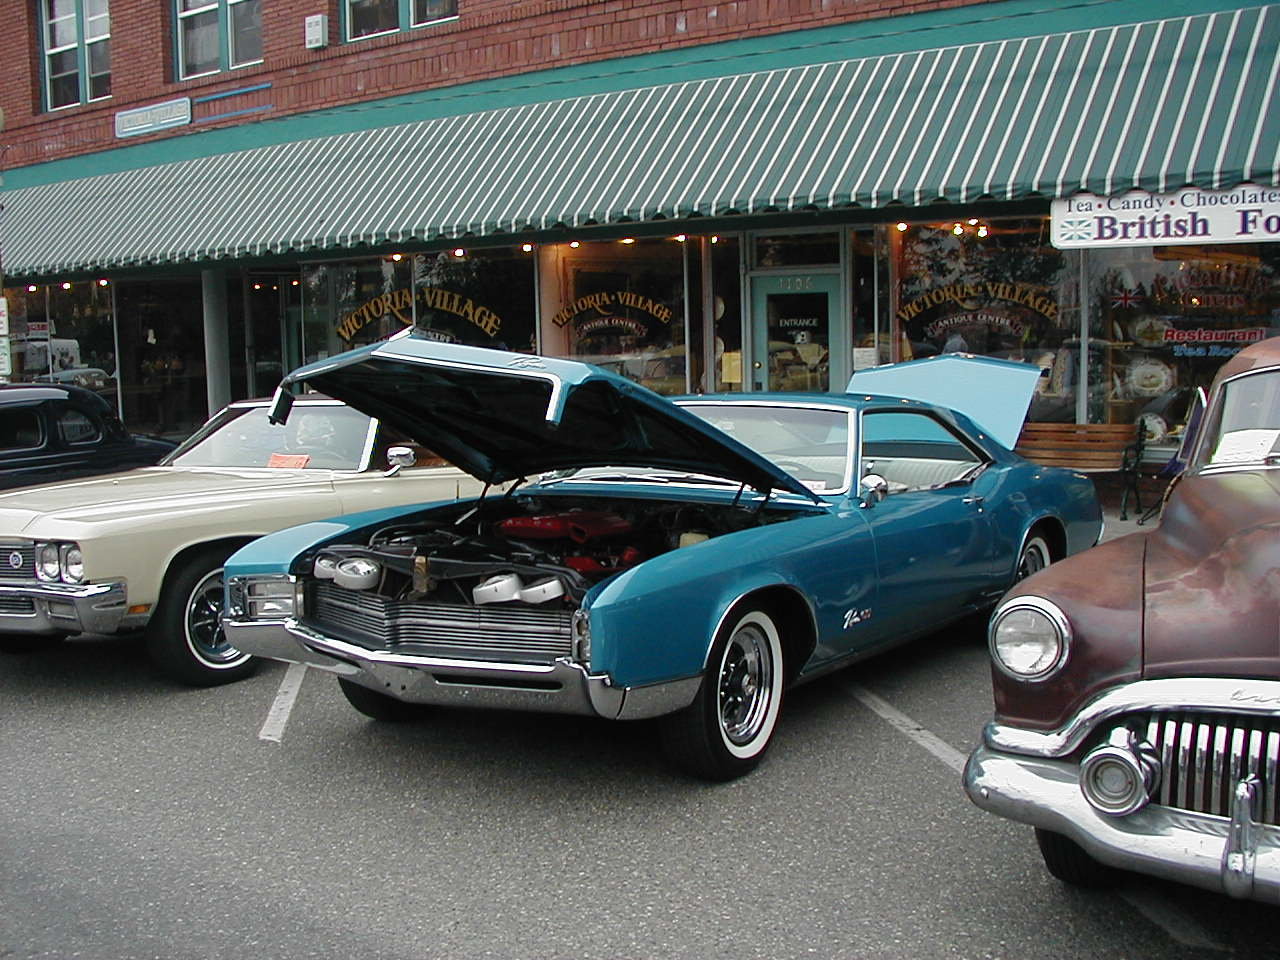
[962,495,984,505]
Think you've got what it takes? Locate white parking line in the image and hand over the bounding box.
[258,663,309,743]
[844,682,967,773]
[846,680,1228,954]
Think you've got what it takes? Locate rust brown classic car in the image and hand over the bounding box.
[964,335,1280,903]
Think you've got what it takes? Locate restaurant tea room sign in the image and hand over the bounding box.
[1052,185,1280,248]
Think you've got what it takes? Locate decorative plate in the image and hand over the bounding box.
[1127,357,1174,397]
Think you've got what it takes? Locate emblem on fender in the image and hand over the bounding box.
[843,608,873,628]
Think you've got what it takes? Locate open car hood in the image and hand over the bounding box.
[273,333,815,499]
[847,353,1041,450]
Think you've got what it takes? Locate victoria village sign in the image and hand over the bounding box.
[1052,185,1280,248]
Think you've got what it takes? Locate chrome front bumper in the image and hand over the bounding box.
[965,744,1280,903]
[224,618,701,721]
[0,580,129,636]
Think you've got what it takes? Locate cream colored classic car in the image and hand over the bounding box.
[0,396,483,684]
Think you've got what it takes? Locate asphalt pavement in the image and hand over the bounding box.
[4,576,1277,960]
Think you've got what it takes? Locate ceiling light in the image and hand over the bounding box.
[390,253,403,262]
[620,238,635,244]
[896,222,908,232]
[953,224,964,236]
[710,235,719,244]
[27,285,37,293]
[452,248,465,257]
[569,241,580,249]
[97,279,109,287]
[61,282,72,290]
[521,243,534,252]
[674,235,687,242]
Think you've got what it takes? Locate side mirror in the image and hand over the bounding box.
[385,445,417,476]
[859,473,889,508]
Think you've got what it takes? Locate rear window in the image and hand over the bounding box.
[0,410,44,451]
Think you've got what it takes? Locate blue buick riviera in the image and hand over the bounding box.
[223,333,1101,780]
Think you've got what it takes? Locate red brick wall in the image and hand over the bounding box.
[3,0,993,170]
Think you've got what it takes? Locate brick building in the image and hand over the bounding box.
[1,0,1277,450]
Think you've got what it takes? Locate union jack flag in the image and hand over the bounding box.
[1111,288,1142,309]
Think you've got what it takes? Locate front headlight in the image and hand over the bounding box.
[62,545,85,584]
[244,578,297,619]
[989,596,1071,681]
[36,543,62,582]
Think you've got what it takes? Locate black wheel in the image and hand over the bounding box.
[146,546,256,686]
[1035,828,1118,887]
[1015,533,1052,583]
[338,677,426,722]
[660,604,785,781]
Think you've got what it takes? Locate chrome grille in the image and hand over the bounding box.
[306,582,573,661]
[0,596,36,615]
[1139,712,1280,825]
[0,542,35,579]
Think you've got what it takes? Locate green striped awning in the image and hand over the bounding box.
[5,4,1279,277]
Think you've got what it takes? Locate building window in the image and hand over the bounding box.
[41,0,111,110]
[345,0,457,41]
[176,0,262,80]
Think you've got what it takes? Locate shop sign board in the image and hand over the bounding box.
[0,338,10,377]
[1051,186,1280,249]
[115,97,191,139]
[0,296,7,337]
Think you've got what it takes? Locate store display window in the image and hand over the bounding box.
[1088,244,1280,445]
[539,237,689,395]
[3,281,119,405]
[892,218,1081,424]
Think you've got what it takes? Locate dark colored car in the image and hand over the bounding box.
[964,335,1280,903]
[0,384,175,490]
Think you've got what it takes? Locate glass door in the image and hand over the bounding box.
[749,273,843,392]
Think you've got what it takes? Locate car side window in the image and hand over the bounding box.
[860,411,984,493]
[57,408,103,446]
[0,409,44,451]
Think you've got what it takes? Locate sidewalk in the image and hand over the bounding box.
[1094,473,1163,543]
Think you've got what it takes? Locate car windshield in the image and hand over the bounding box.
[166,404,373,471]
[1199,369,1280,468]
[680,402,851,493]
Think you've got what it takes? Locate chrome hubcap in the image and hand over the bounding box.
[1018,542,1048,580]
[186,567,244,666]
[719,624,773,745]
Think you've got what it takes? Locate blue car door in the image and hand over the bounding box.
[857,409,996,635]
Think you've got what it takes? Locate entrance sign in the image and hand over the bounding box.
[1052,186,1280,249]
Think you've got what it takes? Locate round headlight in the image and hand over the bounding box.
[37,543,61,581]
[62,545,85,584]
[313,555,338,580]
[989,597,1070,680]
[334,557,380,591]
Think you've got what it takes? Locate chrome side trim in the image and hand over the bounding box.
[964,744,1280,903]
[617,674,702,720]
[985,678,1280,758]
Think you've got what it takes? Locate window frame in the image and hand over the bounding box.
[174,0,263,82]
[342,0,458,43]
[39,0,112,112]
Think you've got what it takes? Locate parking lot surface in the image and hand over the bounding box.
[3,569,1276,960]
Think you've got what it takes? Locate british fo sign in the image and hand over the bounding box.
[1051,185,1280,249]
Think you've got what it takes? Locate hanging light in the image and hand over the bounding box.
[390,253,403,262]
[977,225,989,238]
[710,235,719,244]
[967,218,979,226]
[27,285,37,293]
[61,282,72,290]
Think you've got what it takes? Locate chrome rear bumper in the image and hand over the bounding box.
[224,618,700,721]
[0,580,129,636]
[964,744,1280,903]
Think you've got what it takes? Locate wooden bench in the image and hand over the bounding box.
[1014,422,1145,520]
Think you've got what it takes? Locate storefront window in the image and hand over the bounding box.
[305,248,536,362]
[539,237,688,395]
[2,281,118,403]
[755,232,840,268]
[114,278,208,439]
[1088,244,1280,444]
[893,218,1079,424]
